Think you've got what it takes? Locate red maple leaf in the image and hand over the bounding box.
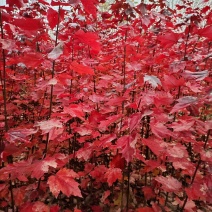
[5,128,37,143]
[6,0,24,8]
[31,157,58,179]
[155,176,182,192]
[104,168,122,186]
[157,32,182,48]
[48,168,82,198]
[129,113,142,133]
[47,8,65,29]
[70,61,94,75]
[80,0,98,19]
[12,18,42,31]
[35,119,63,134]
[170,96,197,114]
[197,25,212,40]
[116,135,136,163]
[74,30,101,54]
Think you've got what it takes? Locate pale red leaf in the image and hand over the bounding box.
[183,70,209,81]
[0,38,16,50]
[155,176,182,192]
[168,119,195,132]
[166,143,188,159]
[48,42,64,60]
[144,75,161,88]
[172,159,195,176]
[35,119,63,134]
[5,128,37,143]
[170,96,197,114]
[48,168,82,198]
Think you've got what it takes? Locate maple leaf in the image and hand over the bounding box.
[31,157,58,179]
[110,154,125,170]
[13,187,26,206]
[172,159,195,176]
[90,165,107,183]
[70,61,94,75]
[6,0,24,8]
[5,128,37,143]
[0,159,32,181]
[74,30,101,54]
[150,120,173,139]
[116,135,136,163]
[105,168,122,186]
[168,118,195,132]
[163,74,185,89]
[142,138,168,157]
[47,8,59,29]
[183,70,209,81]
[0,38,16,50]
[35,119,63,134]
[157,32,182,48]
[7,52,44,68]
[76,143,93,160]
[63,104,84,119]
[98,114,122,131]
[136,207,154,212]
[170,96,197,114]
[105,96,127,106]
[48,168,82,198]
[32,201,49,212]
[155,176,182,192]
[144,75,161,88]
[98,133,117,148]
[13,18,42,31]
[166,143,188,159]
[197,25,212,40]
[48,42,64,60]
[80,0,97,18]
[142,186,156,201]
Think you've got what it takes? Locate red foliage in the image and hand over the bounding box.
[0,0,211,211]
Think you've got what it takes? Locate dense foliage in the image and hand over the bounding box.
[0,0,211,211]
